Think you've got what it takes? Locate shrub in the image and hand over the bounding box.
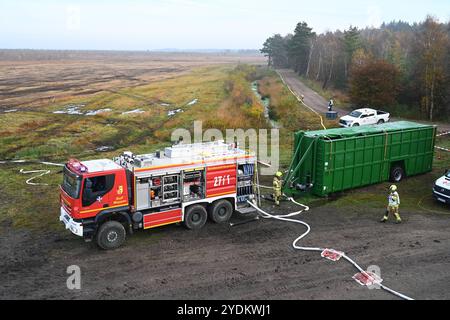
[349,58,400,108]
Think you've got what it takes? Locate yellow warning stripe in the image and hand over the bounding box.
[144,219,182,229]
[80,203,128,214]
[207,190,236,198]
[207,164,236,171]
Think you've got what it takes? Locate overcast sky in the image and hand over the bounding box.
[1,0,449,50]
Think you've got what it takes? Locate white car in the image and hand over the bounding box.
[339,108,390,127]
[433,170,450,204]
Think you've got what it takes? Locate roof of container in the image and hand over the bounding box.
[303,121,435,139]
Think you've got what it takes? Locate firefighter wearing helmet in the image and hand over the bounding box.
[381,185,402,223]
[273,171,283,206]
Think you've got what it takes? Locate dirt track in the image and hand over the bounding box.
[1,197,449,300]
[276,69,347,116]
[276,68,450,133]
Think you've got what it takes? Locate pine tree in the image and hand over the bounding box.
[261,34,288,67]
[343,26,361,78]
[287,22,315,74]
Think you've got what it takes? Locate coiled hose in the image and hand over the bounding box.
[1,159,64,185]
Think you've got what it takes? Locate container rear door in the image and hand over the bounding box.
[206,164,237,198]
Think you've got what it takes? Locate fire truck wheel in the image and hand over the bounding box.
[96,221,126,250]
[183,205,207,230]
[208,200,233,224]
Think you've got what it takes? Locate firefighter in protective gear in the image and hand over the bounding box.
[328,98,334,111]
[273,171,283,206]
[381,185,402,223]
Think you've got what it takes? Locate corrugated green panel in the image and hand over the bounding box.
[285,121,436,197]
[312,140,325,195]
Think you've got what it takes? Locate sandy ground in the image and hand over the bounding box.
[1,196,449,300]
[276,68,450,133]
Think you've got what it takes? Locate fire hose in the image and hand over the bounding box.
[276,71,327,130]
[247,195,414,300]
[19,169,52,186]
[0,159,64,185]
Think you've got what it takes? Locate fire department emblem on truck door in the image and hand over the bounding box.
[117,185,123,195]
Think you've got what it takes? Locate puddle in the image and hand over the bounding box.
[52,104,111,116]
[96,146,114,152]
[186,99,198,106]
[3,109,18,113]
[168,108,184,117]
[121,109,145,115]
[85,108,112,116]
[53,105,84,115]
[53,104,86,115]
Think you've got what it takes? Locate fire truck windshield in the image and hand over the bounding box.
[62,166,82,199]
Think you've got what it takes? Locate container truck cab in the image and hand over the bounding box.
[60,141,257,249]
[433,169,450,204]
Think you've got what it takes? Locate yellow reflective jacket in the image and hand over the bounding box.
[273,177,281,191]
[388,191,400,207]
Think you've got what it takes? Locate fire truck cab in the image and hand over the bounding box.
[60,141,257,249]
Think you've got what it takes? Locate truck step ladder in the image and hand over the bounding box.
[236,207,257,215]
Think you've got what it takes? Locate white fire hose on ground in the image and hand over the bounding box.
[247,193,414,300]
[0,159,64,186]
[19,169,52,186]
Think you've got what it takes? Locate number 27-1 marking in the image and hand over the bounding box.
[214,175,231,187]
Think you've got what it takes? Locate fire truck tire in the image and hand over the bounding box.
[208,200,233,224]
[183,205,207,230]
[96,221,126,250]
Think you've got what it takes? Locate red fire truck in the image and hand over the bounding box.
[59,141,257,249]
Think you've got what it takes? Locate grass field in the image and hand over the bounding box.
[0,54,448,233]
[0,65,264,161]
[0,54,270,229]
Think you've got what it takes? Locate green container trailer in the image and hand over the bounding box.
[284,121,437,196]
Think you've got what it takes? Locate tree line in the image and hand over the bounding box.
[261,16,450,121]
